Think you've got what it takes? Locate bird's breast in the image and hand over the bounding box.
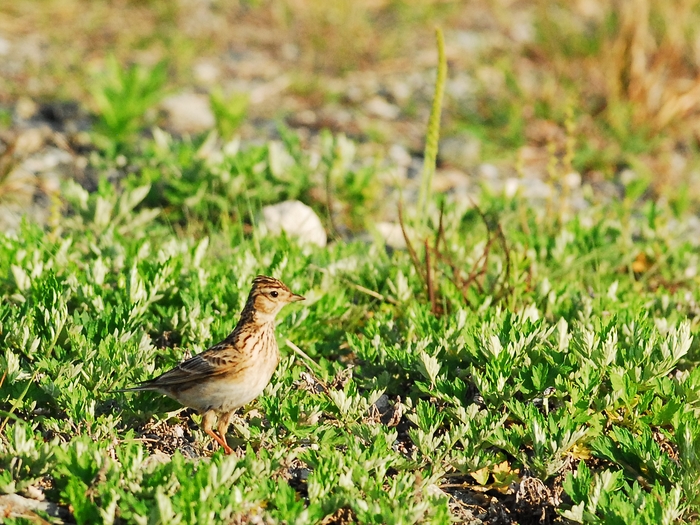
[170,340,280,413]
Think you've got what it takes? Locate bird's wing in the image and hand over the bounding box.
[134,341,244,390]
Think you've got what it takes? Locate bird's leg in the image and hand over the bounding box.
[216,410,236,455]
[202,411,232,454]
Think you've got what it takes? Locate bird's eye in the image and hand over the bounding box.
[270,290,279,298]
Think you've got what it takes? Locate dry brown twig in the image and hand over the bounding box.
[396,197,514,316]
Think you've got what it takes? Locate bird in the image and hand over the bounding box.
[117,275,304,454]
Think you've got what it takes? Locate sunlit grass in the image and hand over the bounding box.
[2,124,700,521]
[2,2,700,522]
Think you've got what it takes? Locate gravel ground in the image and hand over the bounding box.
[0,2,695,234]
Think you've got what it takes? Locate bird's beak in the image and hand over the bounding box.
[291,294,305,302]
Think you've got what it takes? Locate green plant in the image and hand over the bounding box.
[90,55,169,155]
[209,88,249,140]
[3,114,700,523]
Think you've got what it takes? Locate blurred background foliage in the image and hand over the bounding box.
[2,0,700,206]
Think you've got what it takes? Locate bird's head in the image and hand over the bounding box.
[246,275,305,322]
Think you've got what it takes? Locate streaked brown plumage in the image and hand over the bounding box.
[120,275,304,454]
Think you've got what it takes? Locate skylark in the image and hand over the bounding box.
[119,275,304,454]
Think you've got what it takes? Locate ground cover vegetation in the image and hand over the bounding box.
[2,1,700,524]
[3,127,700,524]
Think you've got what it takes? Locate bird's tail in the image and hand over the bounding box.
[110,382,158,394]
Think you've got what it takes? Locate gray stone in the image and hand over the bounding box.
[365,96,400,120]
[0,493,69,521]
[13,127,46,155]
[193,60,220,85]
[454,30,484,53]
[433,168,471,193]
[261,200,327,247]
[0,36,10,56]
[375,221,408,250]
[388,144,412,167]
[161,92,215,135]
[479,163,500,181]
[21,147,73,173]
[374,394,390,411]
[387,80,411,105]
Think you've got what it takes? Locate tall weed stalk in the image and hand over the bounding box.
[416,28,447,227]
